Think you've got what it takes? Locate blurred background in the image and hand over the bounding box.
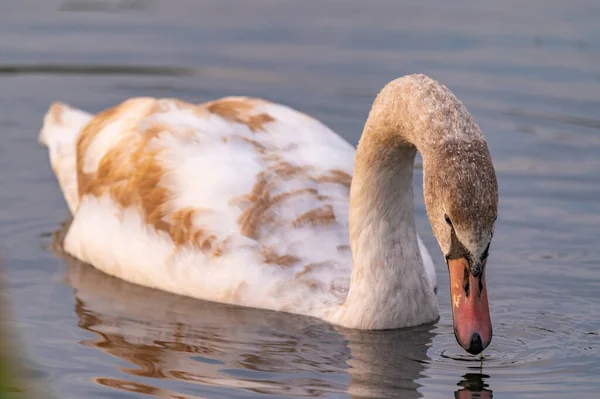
[0,0,599,398]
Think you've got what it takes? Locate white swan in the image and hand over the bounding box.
[40,74,498,354]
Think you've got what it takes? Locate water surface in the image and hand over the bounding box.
[0,0,599,398]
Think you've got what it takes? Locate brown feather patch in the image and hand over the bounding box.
[206,98,274,132]
[235,161,317,239]
[294,261,332,279]
[75,98,228,254]
[73,95,353,270]
[315,169,352,189]
[262,247,300,267]
[293,205,336,228]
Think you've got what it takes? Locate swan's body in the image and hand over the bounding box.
[40,75,498,347]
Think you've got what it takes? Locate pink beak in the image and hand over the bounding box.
[448,258,492,354]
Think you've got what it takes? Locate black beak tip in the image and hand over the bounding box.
[465,332,484,355]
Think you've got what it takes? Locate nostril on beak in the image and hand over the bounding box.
[466,332,483,355]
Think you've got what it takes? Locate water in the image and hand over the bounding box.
[1,0,599,398]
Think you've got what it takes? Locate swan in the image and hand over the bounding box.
[39,74,498,354]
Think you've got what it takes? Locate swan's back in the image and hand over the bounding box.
[44,96,358,318]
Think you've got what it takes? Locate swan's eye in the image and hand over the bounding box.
[444,214,453,227]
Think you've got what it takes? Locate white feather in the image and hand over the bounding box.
[40,96,438,326]
[39,102,92,213]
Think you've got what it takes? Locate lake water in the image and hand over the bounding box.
[1,0,599,398]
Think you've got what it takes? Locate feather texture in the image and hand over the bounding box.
[40,95,437,323]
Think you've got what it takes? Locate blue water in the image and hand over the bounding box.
[0,0,599,398]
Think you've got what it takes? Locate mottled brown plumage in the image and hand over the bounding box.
[40,74,497,345]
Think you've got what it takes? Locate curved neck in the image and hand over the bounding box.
[335,127,437,329]
[332,74,484,329]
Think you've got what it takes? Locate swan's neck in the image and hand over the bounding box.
[328,74,496,330]
[332,75,461,329]
[334,133,438,329]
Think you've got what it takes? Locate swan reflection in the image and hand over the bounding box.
[54,225,492,398]
[455,373,493,399]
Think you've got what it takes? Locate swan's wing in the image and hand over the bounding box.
[62,96,356,317]
[417,234,438,294]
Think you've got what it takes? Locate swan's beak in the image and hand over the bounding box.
[448,258,492,354]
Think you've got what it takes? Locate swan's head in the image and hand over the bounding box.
[423,139,498,354]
